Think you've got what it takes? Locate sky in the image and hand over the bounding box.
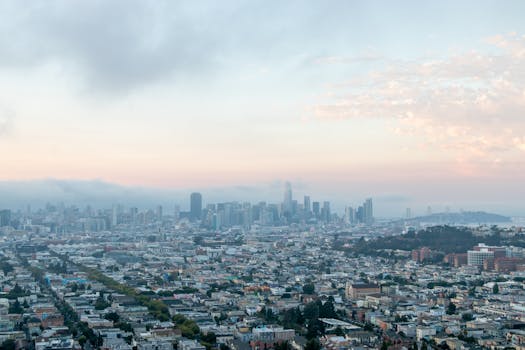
[1,0,525,216]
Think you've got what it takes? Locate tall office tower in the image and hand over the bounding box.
[156,205,163,220]
[252,203,261,221]
[427,206,432,216]
[243,207,252,228]
[406,208,412,219]
[291,200,298,215]
[356,205,364,223]
[269,204,280,223]
[130,207,138,223]
[221,203,231,227]
[190,192,202,222]
[364,198,374,224]
[344,206,354,224]
[111,205,118,227]
[283,182,293,216]
[322,201,331,222]
[174,205,180,222]
[0,210,11,227]
[214,212,223,230]
[304,196,311,214]
[312,202,320,218]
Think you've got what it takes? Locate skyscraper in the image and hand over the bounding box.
[312,202,320,218]
[364,198,374,224]
[0,210,11,227]
[111,205,118,227]
[322,201,331,223]
[190,192,202,222]
[303,196,311,214]
[283,182,293,217]
[174,205,180,222]
[344,206,355,224]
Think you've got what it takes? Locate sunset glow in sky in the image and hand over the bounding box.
[1,1,525,214]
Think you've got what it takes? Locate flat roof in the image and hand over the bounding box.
[319,318,361,329]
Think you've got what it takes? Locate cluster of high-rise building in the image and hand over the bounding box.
[186,182,373,229]
[344,198,374,225]
[0,182,374,233]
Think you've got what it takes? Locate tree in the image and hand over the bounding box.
[8,284,27,299]
[177,318,200,339]
[193,236,204,246]
[0,260,14,275]
[78,335,87,349]
[303,302,319,322]
[305,339,320,350]
[319,300,337,318]
[104,312,120,323]
[124,335,133,345]
[95,294,110,310]
[446,302,456,315]
[364,323,374,332]
[116,322,133,333]
[201,332,217,344]
[462,313,474,322]
[303,283,315,294]
[0,339,16,350]
[282,307,304,329]
[274,341,291,350]
[9,300,23,314]
[493,283,499,294]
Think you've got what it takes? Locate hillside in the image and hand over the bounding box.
[403,211,511,224]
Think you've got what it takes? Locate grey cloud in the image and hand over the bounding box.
[0,0,388,92]
[0,1,318,91]
[0,1,222,91]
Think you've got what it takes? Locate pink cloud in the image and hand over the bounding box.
[313,34,525,160]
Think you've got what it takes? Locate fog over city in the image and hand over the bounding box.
[0,179,522,218]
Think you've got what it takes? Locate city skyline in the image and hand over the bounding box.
[0,1,525,216]
[0,179,518,221]
[1,3,525,348]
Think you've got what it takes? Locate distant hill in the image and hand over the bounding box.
[402,211,511,224]
[350,225,523,257]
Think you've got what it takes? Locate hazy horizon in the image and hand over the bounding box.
[0,178,522,218]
